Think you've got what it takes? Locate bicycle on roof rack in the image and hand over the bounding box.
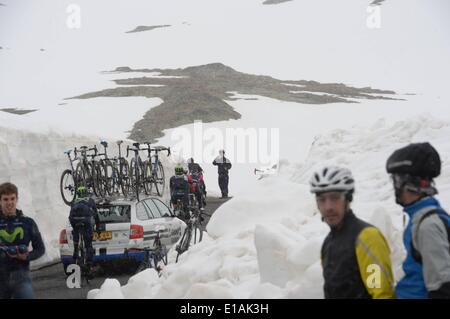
[140,143,170,197]
[61,141,171,203]
[60,148,79,205]
[97,140,131,197]
[126,142,147,201]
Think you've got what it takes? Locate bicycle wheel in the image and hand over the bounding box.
[75,162,90,188]
[192,221,203,245]
[159,246,168,266]
[111,165,120,195]
[60,169,76,206]
[154,160,165,197]
[102,161,115,196]
[143,160,153,195]
[76,235,89,285]
[129,158,142,199]
[119,159,130,197]
[175,227,192,263]
[92,162,105,198]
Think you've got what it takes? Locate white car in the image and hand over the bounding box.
[59,197,185,273]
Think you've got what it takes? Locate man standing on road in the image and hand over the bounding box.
[212,150,232,198]
[0,182,45,299]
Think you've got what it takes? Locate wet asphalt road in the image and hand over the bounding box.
[31,196,231,299]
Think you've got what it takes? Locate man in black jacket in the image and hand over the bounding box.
[310,167,395,299]
[212,150,232,198]
[0,182,45,299]
[69,186,99,263]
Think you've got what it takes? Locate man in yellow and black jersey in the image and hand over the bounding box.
[310,166,395,299]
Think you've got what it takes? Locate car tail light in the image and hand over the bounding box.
[59,229,68,244]
[130,225,144,239]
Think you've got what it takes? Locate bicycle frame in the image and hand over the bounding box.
[64,149,78,172]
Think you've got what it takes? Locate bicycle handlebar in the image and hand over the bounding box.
[151,146,171,156]
[126,145,141,158]
[75,145,98,160]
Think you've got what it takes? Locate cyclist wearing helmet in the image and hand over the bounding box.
[0,182,45,299]
[310,166,395,299]
[170,164,190,219]
[187,158,207,200]
[69,185,99,264]
[386,142,450,299]
[186,158,206,209]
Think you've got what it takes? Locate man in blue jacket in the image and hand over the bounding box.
[386,142,450,298]
[0,182,45,299]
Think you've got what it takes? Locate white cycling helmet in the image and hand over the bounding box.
[309,166,355,194]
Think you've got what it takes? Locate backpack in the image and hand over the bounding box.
[172,176,187,192]
[70,200,93,219]
[412,207,450,263]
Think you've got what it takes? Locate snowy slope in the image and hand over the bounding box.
[88,114,450,298]
[1,0,450,111]
[155,92,450,197]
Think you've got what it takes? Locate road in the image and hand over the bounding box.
[31,196,230,299]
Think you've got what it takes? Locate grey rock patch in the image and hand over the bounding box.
[69,63,403,143]
[126,25,171,33]
[370,0,386,5]
[1,108,37,115]
[263,0,293,4]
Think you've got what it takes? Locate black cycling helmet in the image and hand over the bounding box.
[386,142,440,203]
[386,142,441,178]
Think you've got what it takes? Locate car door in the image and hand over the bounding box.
[140,198,172,248]
[92,203,131,255]
[134,200,154,248]
[150,198,184,247]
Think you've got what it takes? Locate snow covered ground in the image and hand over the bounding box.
[88,114,450,299]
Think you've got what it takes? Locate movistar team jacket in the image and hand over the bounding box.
[321,210,395,299]
[0,210,45,271]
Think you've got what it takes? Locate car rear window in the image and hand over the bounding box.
[96,204,131,224]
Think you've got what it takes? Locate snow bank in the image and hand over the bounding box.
[89,114,450,298]
[0,125,174,269]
